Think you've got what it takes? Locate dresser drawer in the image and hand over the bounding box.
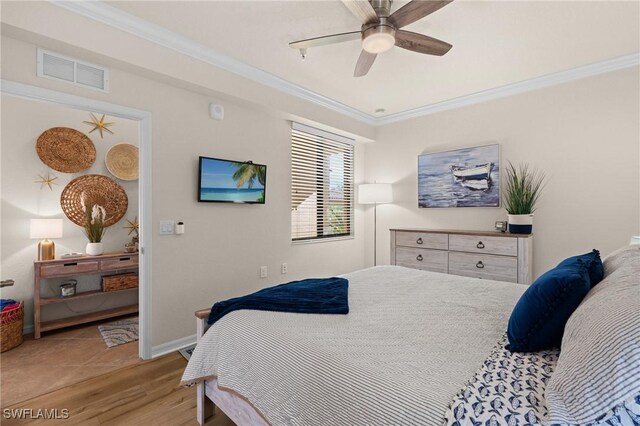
[100,255,138,271]
[395,232,448,250]
[449,234,517,256]
[395,247,448,273]
[449,252,518,283]
[41,261,99,278]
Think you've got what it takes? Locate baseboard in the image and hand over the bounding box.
[151,334,196,358]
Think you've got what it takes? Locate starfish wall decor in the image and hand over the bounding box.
[83,112,114,138]
[124,216,139,237]
[35,172,58,190]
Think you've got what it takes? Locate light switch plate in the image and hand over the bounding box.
[159,220,175,235]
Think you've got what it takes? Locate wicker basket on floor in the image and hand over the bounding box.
[1,302,24,352]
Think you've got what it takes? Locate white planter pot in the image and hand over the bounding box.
[508,214,534,234]
[85,242,104,256]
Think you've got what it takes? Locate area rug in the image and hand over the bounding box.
[98,317,138,348]
[179,344,196,361]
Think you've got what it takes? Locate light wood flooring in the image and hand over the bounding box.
[1,316,141,407]
[2,352,235,425]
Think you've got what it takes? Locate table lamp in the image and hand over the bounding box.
[30,218,63,260]
[358,183,393,266]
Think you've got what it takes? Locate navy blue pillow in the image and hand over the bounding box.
[507,261,591,352]
[556,249,604,287]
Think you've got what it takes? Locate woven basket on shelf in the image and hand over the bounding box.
[60,174,128,227]
[105,143,139,181]
[1,302,24,353]
[36,127,96,173]
[102,273,138,292]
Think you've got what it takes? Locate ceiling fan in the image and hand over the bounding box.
[289,0,453,77]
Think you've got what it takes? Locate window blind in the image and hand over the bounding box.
[291,124,354,242]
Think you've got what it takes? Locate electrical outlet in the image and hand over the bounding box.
[281,263,288,274]
[260,266,268,278]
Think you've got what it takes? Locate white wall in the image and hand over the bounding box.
[0,36,366,346]
[1,96,139,325]
[365,68,640,277]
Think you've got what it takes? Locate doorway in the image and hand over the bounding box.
[0,80,152,361]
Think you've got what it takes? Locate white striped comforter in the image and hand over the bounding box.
[181,265,527,425]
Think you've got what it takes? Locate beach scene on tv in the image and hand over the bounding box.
[200,158,266,203]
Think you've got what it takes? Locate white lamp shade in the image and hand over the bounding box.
[362,32,395,54]
[358,183,393,204]
[30,218,63,239]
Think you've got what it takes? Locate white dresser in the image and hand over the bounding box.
[390,228,533,284]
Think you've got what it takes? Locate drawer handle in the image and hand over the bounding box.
[416,238,423,245]
[63,262,78,267]
[119,257,131,261]
[476,261,485,269]
[416,254,423,261]
[477,241,485,249]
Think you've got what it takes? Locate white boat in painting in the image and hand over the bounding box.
[451,162,494,191]
[451,163,494,180]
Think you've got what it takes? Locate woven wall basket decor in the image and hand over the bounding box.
[105,143,139,181]
[61,175,128,227]
[36,127,96,173]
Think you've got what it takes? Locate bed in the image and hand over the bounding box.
[182,248,640,426]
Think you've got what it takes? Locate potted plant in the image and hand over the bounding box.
[503,162,547,234]
[83,202,107,255]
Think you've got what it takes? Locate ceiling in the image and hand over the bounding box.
[106,1,639,117]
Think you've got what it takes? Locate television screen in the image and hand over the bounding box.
[198,156,267,204]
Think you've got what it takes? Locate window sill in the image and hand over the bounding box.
[291,235,355,245]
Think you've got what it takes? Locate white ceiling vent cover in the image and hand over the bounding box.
[37,49,109,92]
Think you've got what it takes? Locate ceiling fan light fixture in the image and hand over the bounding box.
[362,25,396,54]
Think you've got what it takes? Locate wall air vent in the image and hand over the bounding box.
[37,49,109,92]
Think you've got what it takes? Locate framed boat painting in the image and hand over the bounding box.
[418,144,500,208]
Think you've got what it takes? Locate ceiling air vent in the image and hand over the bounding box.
[37,49,109,92]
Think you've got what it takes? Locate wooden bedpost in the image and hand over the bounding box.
[195,309,215,425]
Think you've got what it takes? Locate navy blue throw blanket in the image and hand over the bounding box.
[207,277,349,325]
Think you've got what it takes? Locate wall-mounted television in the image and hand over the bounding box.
[198,156,267,204]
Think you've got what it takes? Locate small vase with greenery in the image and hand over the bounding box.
[503,162,547,234]
[82,199,107,255]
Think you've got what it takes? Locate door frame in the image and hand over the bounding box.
[1,79,153,359]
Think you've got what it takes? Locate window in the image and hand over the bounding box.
[291,123,354,242]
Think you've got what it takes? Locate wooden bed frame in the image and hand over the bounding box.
[194,309,270,426]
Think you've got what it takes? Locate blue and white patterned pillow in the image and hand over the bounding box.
[444,334,558,426]
[443,334,640,426]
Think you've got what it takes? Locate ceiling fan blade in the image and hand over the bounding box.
[341,0,378,24]
[389,0,453,28]
[395,30,452,55]
[289,31,362,49]
[354,50,377,77]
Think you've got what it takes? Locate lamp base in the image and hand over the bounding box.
[38,239,55,261]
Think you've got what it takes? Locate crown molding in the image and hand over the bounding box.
[51,0,377,126]
[376,52,640,125]
[51,1,639,127]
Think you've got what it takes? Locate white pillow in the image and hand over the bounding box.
[602,245,640,278]
[545,248,640,424]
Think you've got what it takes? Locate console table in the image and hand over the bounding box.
[390,228,533,284]
[34,253,138,339]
